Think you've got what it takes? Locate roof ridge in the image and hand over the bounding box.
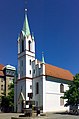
[45,63,72,73]
[45,63,73,81]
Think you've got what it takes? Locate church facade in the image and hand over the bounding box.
[14,10,73,113]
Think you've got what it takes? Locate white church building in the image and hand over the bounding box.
[14,9,73,113]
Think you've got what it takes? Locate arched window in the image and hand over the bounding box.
[28,40,31,51]
[36,82,39,94]
[60,84,64,93]
[29,60,31,65]
[60,97,64,106]
[22,40,24,52]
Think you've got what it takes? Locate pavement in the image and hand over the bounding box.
[0,112,79,119]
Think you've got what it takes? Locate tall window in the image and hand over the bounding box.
[21,60,23,67]
[30,85,32,89]
[29,60,31,65]
[36,82,39,94]
[21,70,23,76]
[8,85,10,89]
[22,40,24,52]
[33,69,35,74]
[28,40,31,51]
[60,97,64,106]
[1,85,3,90]
[1,78,3,82]
[29,70,31,74]
[60,84,64,93]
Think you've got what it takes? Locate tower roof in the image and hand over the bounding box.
[22,9,31,36]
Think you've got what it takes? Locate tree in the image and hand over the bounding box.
[7,79,14,111]
[1,79,14,112]
[62,74,79,107]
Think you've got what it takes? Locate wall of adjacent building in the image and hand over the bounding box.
[0,77,5,96]
[5,76,14,96]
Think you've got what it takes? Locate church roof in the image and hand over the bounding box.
[45,63,73,81]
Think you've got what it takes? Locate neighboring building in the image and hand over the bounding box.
[14,9,73,113]
[0,64,5,96]
[0,64,16,96]
[3,65,16,96]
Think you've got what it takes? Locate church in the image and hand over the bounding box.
[14,9,73,113]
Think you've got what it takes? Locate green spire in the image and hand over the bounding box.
[22,9,30,36]
[42,52,45,64]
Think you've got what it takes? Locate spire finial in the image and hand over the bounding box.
[22,0,30,36]
[25,8,27,15]
[42,52,45,64]
[25,0,27,15]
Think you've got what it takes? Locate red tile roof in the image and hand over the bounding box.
[0,64,4,76]
[0,71,4,76]
[45,63,73,81]
[0,64,4,70]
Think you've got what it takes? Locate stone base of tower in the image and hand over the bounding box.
[14,78,32,113]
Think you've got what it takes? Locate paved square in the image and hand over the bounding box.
[0,113,79,119]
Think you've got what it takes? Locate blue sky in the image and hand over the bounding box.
[0,0,79,75]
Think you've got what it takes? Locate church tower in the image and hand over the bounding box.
[16,9,35,112]
[18,9,35,80]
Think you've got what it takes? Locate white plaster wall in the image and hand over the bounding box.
[32,40,35,53]
[45,77,69,112]
[42,75,46,112]
[14,83,17,112]
[18,54,26,79]
[26,55,35,78]
[46,79,59,93]
[64,83,69,92]
[26,79,32,100]
[45,93,69,112]
[16,79,32,112]
[33,77,43,107]
[17,80,26,112]
[32,60,35,77]
[18,40,20,54]
[18,60,20,79]
[25,35,35,53]
[32,63,45,111]
[25,35,32,51]
[32,62,45,78]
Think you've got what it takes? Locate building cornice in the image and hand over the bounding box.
[17,76,33,82]
[33,74,46,79]
[18,53,35,59]
[18,49,35,55]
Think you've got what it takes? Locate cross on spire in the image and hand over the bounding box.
[21,0,31,36]
[25,0,27,12]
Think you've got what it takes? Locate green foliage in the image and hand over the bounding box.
[1,79,14,112]
[62,74,79,106]
[8,80,14,108]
